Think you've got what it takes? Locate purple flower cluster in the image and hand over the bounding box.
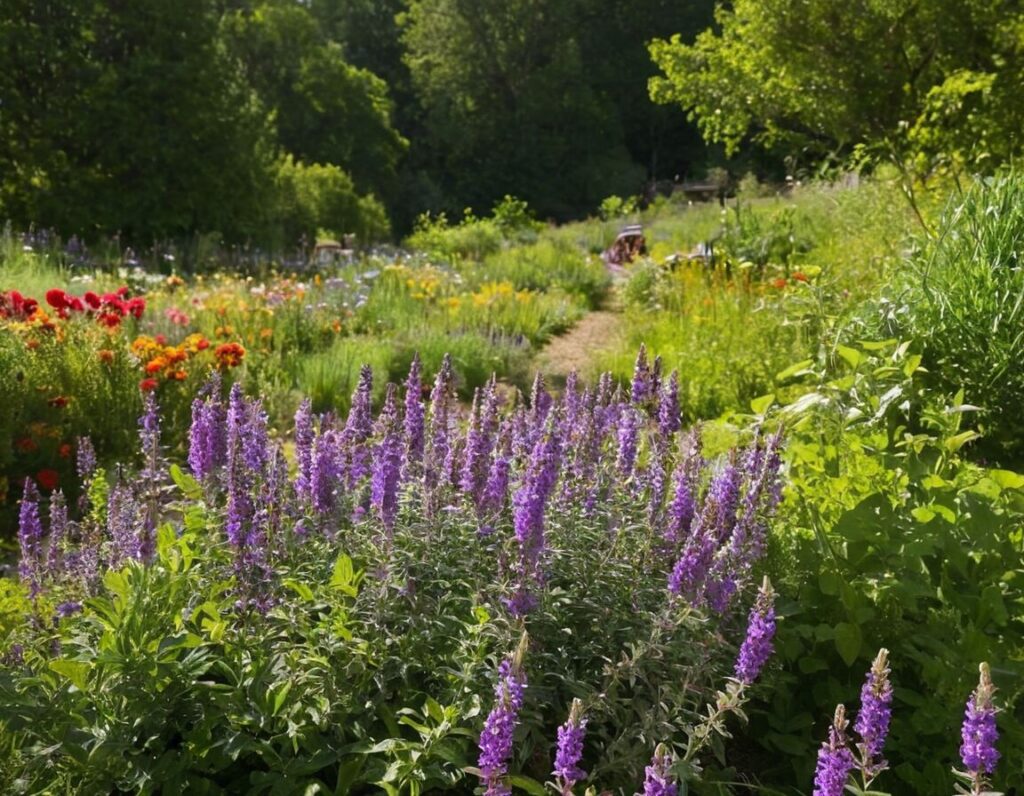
[813,705,856,796]
[961,662,1000,780]
[17,479,44,597]
[478,642,528,796]
[552,698,587,792]
[734,577,776,685]
[853,648,892,778]
[642,744,678,796]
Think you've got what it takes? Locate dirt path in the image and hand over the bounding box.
[535,305,624,383]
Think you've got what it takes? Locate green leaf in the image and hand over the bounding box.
[49,659,91,690]
[285,579,315,602]
[834,622,862,666]
[945,430,980,452]
[775,358,814,381]
[836,344,865,369]
[506,775,547,796]
[169,464,203,500]
[750,393,776,415]
[330,554,358,596]
[990,469,1024,490]
[270,680,293,716]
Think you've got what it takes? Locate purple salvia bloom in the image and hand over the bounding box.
[18,479,44,596]
[645,436,669,524]
[509,412,563,616]
[188,394,216,480]
[55,601,83,618]
[562,371,581,430]
[76,436,97,481]
[960,662,1000,779]
[242,397,270,476]
[371,384,404,538]
[595,371,614,409]
[658,370,681,436]
[552,698,587,792]
[642,744,677,796]
[225,384,252,548]
[106,482,141,566]
[343,365,374,488]
[311,430,344,517]
[480,420,513,525]
[478,638,528,796]
[137,392,163,558]
[529,372,552,429]
[630,344,652,405]
[46,490,68,579]
[616,407,641,480]
[734,577,776,684]
[461,379,499,508]
[425,354,454,497]
[403,353,425,478]
[264,443,290,548]
[854,648,892,778]
[650,355,663,398]
[813,705,856,796]
[664,429,702,547]
[294,399,315,501]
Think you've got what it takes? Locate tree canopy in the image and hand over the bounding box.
[648,0,1024,174]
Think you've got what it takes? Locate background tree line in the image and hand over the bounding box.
[2,0,1022,249]
[0,0,719,248]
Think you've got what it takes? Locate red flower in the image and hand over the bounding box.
[155,334,167,345]
[99,313,122,328]
[15,437,37,453]
[126,297,145,319]
[98,349,115,364]
[45,289,68,309]
[84,291,101,309]
[139,378,159,392]
[48,395,70,408]
[59,443,73,459]
[116,286,129,297]
[792,271,809,283]
[68,296,85,312]
[772,278,787,289]
[196,338,210,351]
[36,469,59,491]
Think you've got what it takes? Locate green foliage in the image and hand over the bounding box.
[886,171,1024,461]
[649,0,1024,173]
[757,339,1024,794]
[271,156,390,248]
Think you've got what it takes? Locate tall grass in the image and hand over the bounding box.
[888,171,1024,460]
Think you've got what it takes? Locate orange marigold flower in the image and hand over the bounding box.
[98,349,115,364]
[36,469,60,491]
[214,342,245,368]
[772,278,787,289]
[169,369,187,381]
[139,378,159,392]
[792,271,809,283]
[145,357,167,375]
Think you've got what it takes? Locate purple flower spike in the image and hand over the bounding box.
[642,744,677,796]
[734,577,776,684]
[553,698,587,792]
[343,365,374,488]
[961,662,1000,784]
[403,353,425,477]
[46,490,69,579]
[813,705,856,796]
[478,635,529,796]
[18,479,44,597]
[658,370,681,436]
[854,648,892,779]
[631,344,652,405]
[76,436,97,481]
[371,384,404,539]
[616,407,641,480]
[294,398,315,500]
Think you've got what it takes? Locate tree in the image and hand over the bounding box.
[0,0,273,243]
[223,0,407,202]
[649,0,1024,175]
